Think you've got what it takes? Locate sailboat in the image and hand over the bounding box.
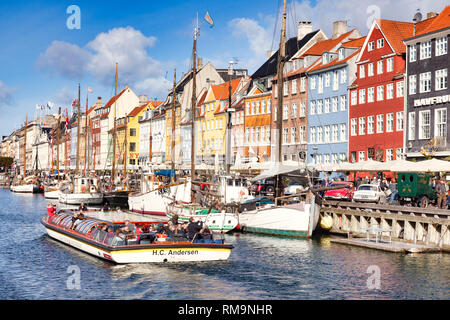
[58,84,103,205]
[11,115,41,193]
[235,0,321,238]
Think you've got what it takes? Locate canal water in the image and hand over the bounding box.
[0,189,448,300]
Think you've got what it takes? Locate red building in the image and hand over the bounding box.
[349,19,416,163]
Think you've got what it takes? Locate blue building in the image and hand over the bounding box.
[306,37,365,178]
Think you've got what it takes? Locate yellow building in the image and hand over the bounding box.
[197,78,242,164]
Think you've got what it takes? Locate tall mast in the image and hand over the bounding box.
[123,113,128,188]
[84,93,88,176]
[76,83,81,174]
[23,115,27,177]
[275,0,287,197]
[190,15,198,202]
[111,63,118,182]
[171,69,176,182]
[56,107,61,180]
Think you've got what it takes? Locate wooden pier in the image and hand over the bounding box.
[320,200,450,252]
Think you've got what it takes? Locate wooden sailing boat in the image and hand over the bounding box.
[59,84,103,205]
[11,114,41,193]
[235,0,321,237]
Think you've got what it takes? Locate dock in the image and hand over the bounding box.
[330,237,441,253]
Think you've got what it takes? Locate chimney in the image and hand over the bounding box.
[138,95,148,104]
[228,61,234,76]
[427,12,438,19]
[266,50,276,59]
[95,97,102,109]
[332,21,348,39]
[197,58,203,69]
[297,21,313,41]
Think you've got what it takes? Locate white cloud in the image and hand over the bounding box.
[0,81,17,106]
[52,86,77,106]
[37,27,171,99]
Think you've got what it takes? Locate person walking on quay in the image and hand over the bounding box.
[434,177,446,209]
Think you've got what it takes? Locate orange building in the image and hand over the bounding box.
[243,83,272,162]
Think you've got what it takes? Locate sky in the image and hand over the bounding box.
[0,0,446,137]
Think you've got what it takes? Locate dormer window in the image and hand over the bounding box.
[322,53,328,65]
[338,48,345,60]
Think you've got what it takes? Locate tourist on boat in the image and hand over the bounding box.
[46,203,56,220]
[187,217,203,241]
[70,212,79,229]
[78,202,88,211]
[121,220,135,234]
[200,225,213,242]
[72,213,85,230]
[102,201,111,211]
[133,224,143,241]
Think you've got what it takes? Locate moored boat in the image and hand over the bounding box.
[42,211,234,263]
[59,176,103,205]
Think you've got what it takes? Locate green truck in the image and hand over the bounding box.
[397,172,437,207]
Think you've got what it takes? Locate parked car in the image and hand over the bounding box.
[284,182,306,195]
[324,181,355,201]
[251,178,275,195]
[352,184,386,204]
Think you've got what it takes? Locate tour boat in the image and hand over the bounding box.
[41,211,234,263]
[236,191,321,238]
[58,176,103,205]
[166,203,239,233]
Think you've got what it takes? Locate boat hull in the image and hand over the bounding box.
[166,209,239,233]
[44,189,60,199]
[59,192,104,205]
[10,184,40,193]
[237,198,321,238]
[128,192,172,216]
[43,220,232,263]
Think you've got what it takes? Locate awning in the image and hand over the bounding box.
[250,161,308,182]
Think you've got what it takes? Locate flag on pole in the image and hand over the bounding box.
[204,11,214,28]
[72,99,79,106]
[35,104,40,110]
[47,101,54,110]
[88,87,93,93]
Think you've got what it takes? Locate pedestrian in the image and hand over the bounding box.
[435,178,446,209]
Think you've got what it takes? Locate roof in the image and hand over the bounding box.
[302,29,357,56]
[211,78,241,101]
[307,47,362,73]
[411,6,450,37]
[341,36,367,48]
[99,88,127,118]
[127,103,148,117]
[252,30,320,79]
[375,19,415,53]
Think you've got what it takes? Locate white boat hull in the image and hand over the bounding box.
[10,184,40,193]
[59,192,104,205]
[44,226,232,263]
[44,189,60,199]
[167,209,239,233]
[128,191,172,216]
[237,195,321,237]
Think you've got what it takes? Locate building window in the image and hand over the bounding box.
[386,148,394,161]
[324,125,330,143]
[418,110,430,139]
[377,60,383,74]
[419,72,431,93]
[310,127,316,143]
[368,115,374,134]
[291,127,297,143]
[387,83,394,99]
[420,40,431,60]
[340,95,346,111]
[317,100,323,114]
[245,127,249,143]
[324,98,330,113]
[386,113,394,132]
[256,101,260,115]
[368,63,374,76]
[397,81,404,97]
[310,77,316,90]
[358,151,365,162]
[310,100,316,115]
[386,57,393,72]
[359,117,365,135]
[368,87,375,103]
[377,38,384,48]
[396,148,403,160]
[396,111,404,131]
[333,70,339,90]
[368,41,375,51]
[300,126,306,143]
[341,68,347,84]
[283,128,289,144]
[300,101,306,117]
[318,74,323,93]
[325,72,331,87]
[376,114,384,133]
[340,123,346,141]
[283,82,289,96]
[435,69,448,91]
[351,91,357,105]
[436,37,447,56]
[246,102,250,115]
[332,124,339,142]
[409,75,417,95]
[291,79,297,94]
[360,64,365,78]
[266,126,270,142]
[261,100,265,114]
[283,104,289,120]
[408,112,416,141]
[129,142,136,152]
[359,89,366,104]
[300,77,306,92]
[409,45,417,62]
[351,118,357,136]
[292,103,297,118]
[130,128,136,136]
[317,127,323,143]
[332,97,338,112]
[435,108,447,138]
[377,85,384,101]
